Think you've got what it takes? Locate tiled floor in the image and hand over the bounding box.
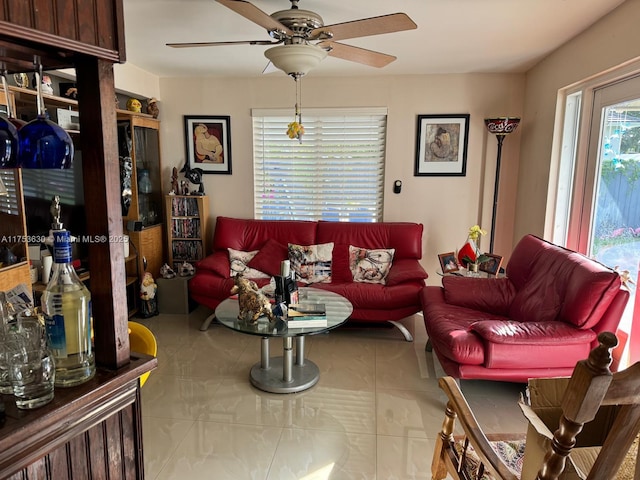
[137,306,528,479]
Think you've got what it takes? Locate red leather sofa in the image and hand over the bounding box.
[190,216,428,339]
[421,234,629,382]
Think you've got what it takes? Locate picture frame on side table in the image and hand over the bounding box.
[415,114,469,176]
[479,253,503,276]
[438,252,459,273]
[184,115,232,174]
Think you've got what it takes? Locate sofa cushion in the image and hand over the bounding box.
[470,320,597,345]
[314,281,422,310]
[288,242,334,284]
[442,276,516,317]
[349,245,395,285]
[247,238,288,276]
[385,259,429,286]
[228,248,269,279]
[196,250,229,277]
[507,235,621,328]
[316,221,423,260]
[213,216,317,251]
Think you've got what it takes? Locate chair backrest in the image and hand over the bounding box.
[432,332,640,480]
[538,331,640,479]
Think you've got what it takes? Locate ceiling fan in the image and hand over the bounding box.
[167,0,417,76]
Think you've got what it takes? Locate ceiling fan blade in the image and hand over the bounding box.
[311,13,416,42]
[167,40,279,48]
[318,41,396,68]
[216,0,294,36]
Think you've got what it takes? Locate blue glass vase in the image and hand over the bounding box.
[18,115,74,169]
[0,115,19,167]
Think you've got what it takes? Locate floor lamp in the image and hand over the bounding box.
[484,117,520,253]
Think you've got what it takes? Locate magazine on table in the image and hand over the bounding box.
[287,303,327,328]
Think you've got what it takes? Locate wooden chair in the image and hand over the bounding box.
[431,332,640,479]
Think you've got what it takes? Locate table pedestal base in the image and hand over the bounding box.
[249,336,319,393]
[250,357,319,393]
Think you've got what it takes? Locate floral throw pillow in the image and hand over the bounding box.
[288,242,334,284]
[228,248,269,279]
[349,245,395,284]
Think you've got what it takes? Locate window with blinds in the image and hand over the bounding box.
[252,107,387,222]
[21,152,84,205]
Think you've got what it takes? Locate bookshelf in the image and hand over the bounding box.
[165,195,209,270]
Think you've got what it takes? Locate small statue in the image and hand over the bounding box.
[170,167,179,195]
[50,195,62,229]
[231,274,275,324]
[139,272,159,318]
[181,180,189,196]
[180,162,205,196]
[146,98,159,118]
[179,262,195,277]
[160,263,176,279]
[126,98,142,113]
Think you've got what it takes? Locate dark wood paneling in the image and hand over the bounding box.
[55,0,77,39]
[96,0,116,50]
[76,0,96,45]
[6,0,32,27]
[68,434,90,479]
[32,0,55,33]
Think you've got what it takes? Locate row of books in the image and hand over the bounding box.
[170,197,201,217]
[171,240,203,261]
[287,303,327,328]
[171,218,201,238]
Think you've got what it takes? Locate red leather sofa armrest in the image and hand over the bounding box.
[442,276,516,317]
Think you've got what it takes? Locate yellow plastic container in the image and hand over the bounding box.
[128,321,157,387]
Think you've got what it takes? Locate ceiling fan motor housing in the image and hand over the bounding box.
[270,9,326,43]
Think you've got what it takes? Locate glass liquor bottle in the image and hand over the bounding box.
[42,230,95,386]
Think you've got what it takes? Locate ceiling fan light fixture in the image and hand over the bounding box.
[264,44,328,76]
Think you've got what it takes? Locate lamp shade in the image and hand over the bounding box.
[484,117,520,136]
[264,44,328,76]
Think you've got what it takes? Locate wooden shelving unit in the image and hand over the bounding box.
[165,195,209,271]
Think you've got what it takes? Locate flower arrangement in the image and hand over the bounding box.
[458,225,490,269]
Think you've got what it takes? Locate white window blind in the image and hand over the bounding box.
[0,170,19,215]
[252,107,387,222]
[21,152,83,205]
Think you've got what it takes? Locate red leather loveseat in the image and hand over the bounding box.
[190,216,428,339]
[421,234,629,382]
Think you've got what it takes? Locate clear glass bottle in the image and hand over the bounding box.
[42,230,95,387]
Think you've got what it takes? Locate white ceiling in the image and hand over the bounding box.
[123,0,626,78]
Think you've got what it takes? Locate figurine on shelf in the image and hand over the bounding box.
[126,98,142,113]
[146,98,159,118]
[180,162,205,196]
[139,271,159,318]
[160,263,176,279]
[170,167,179,195]
[179,262,194,277]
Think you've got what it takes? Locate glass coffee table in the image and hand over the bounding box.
[215,287,353,393]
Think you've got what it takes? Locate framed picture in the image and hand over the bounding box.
[184,115,232,174]
[438,252,459,273]
[479,253,503,277]
[415,114,469,176]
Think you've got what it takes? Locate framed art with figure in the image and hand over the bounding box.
[438,252,459,273]
[184,115,232,174]
[479,253,503,277]
[415,114,469,176]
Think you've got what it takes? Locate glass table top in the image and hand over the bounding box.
[215,287,353,338]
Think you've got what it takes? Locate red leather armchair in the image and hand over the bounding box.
[421,235,629,382]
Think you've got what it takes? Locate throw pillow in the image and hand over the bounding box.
[246,239,289,276]
[228,248,270,279]
[349,245,395,284]
[288,242,334,284]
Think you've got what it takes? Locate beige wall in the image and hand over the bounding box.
[516,0,640,243]
[158,73,524,282]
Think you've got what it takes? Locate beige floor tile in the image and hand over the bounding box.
[142,417,195,480]
[376,435,436,479]
[376,388,447,439]
[155,422,283,480]
[268,428,377,479]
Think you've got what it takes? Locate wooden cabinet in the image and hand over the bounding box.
[165,195,210,270]
[0,2,156,478]
[119,114,164,279]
